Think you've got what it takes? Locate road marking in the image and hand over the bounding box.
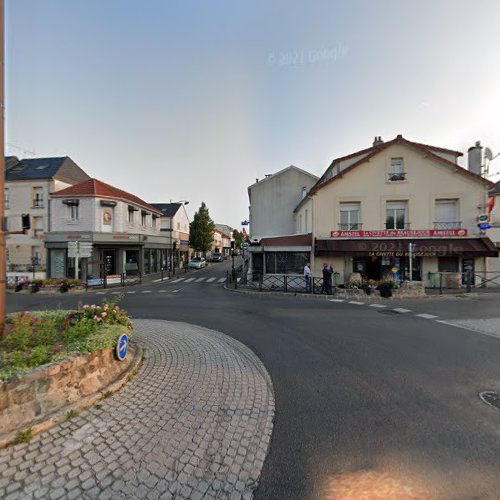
[96,292,106,295]
[329,299,344,303]
[142,290,153,294]
[127,291,136,294]
[369,304,387,308]
[111,292,122,295]
[195,278,205,283]
[185,278,195,283]
[394,307,412,313]
[206,277,216,283]
[416,313,438,319]
[349,301,365,305]
[218,278,226,283]
[171,278,184,284]
[172,289,180,293]
[153,277,169,283]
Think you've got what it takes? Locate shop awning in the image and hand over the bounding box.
[315,238,499,257]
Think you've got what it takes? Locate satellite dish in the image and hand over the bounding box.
[485,147,494,161]
[483,147,494,176]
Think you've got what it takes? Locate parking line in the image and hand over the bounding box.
[369,304,387,308]
[349,301,365,305]
[394,308,412,313]
[416,313,438,319]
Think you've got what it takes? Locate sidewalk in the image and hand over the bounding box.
[0,320,275,499]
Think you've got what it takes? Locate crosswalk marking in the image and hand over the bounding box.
[369,303,386,308]
[96,292,106,295]
[171,278,184,284]
[142,290,152,294]
[329,299,344,303]
[394,308,411,313]
[185,278,195,283]
[349,301,365,305]
[218,278,226,283]
[416,313,438,319]
[206,277,216,283]
[195,278,205,283]
[111,292,121,295]
[127,291,136,294]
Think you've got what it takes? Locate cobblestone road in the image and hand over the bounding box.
[0,320,275,499]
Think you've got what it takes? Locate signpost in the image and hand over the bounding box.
[67,241,93,279]
[115,333,129,361]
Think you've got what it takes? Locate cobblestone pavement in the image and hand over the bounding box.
[0,320,275,499]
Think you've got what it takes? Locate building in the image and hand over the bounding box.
[296,135,498,286]
[150,203,190,269]
[46,178,167,280]
[248,166,318,241]
[486,181,500,280]
[214,224,233,255]
[5,156,90,278]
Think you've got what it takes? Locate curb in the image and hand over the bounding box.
[0,344,143,449]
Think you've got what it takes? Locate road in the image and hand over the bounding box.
[7,259,500,499]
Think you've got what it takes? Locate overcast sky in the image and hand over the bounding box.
[6,1,500,228]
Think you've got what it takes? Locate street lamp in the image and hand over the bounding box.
[170,200,189,276]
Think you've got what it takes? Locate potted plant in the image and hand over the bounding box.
[363,279,378,295]
[377,280,395,298]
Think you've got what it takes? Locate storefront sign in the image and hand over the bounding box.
[330,229,468,238]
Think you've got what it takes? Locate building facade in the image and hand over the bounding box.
[150,203,190,269]
[4,156,90,279]
[298,135,497,286]
[46,179,168,280]
[248,166,318,241]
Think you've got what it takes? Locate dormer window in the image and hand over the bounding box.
[388,158,406,181]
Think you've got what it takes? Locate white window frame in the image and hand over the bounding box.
[340,202,361,230]
[389,158,405,181]
[68,204,79,223]
[435,199,460,229]
[386,201,407,229]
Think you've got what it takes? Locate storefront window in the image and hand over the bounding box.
[265,252,309,274]
[143,249,151,274]
[125,250,139,275]
[50,249,66,278]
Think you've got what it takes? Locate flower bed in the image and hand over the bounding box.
[0,299,132,382]
[13,278,86,293]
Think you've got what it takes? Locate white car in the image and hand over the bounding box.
[188,257,206,269]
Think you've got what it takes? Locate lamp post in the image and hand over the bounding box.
[170,200,189,276]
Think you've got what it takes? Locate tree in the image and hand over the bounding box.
[189,202,215,257]
[232,229,244,249]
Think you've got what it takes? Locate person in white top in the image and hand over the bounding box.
[304,262,312,293]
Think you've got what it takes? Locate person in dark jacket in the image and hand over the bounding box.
[321,263,334,294]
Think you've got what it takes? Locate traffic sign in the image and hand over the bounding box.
[67,241,78,258]
[79,242,93,258]
[478,213,489,223]
[115,333,129,361]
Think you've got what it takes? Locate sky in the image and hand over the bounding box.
[6,1,500,228]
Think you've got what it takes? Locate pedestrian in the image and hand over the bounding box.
[304,262,312,293]
[321,263,334,294]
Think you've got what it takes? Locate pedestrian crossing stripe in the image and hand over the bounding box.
[185,278,195,283]
[195,278,205,282]
[171,278,184,284]
[206,277,216,283]
[218,278,225,283]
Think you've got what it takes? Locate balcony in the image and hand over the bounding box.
[338,223,362,230]
[385,222,411,230]
[387,172,406,182]
[32,199,44,208]
[433,221,462,229]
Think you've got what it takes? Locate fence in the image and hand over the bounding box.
[86,272,142,289]
[427,271,500,293]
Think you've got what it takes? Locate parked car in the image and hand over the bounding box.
[211,253,223,262]
[188,257,206,269]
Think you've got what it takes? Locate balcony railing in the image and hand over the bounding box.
[338,223,362,230]
[433,221,462,229]
[385,222,410,230]
[388,172,406,181]
[32,199,44,208]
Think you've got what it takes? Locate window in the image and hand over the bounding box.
[386,201,408,229]
[33,187,44,208]
[265,252,309,274]
[68,204,79,222]
[33,216,43,236]
[435,199,460,229]
[340,202,361,230]
[389,158,405,181]
[128,209,134,224]
[141,212,148,226]
[305,209,309,232]
[4,188,8,209]
[299,214,303,233]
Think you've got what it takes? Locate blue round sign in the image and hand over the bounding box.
[115,333,129,361]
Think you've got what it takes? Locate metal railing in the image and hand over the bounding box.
[385,222,411,230]
[433,221,462,229]
[388,172,407,181]
[338,223,362,230]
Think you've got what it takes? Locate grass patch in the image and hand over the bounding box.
[0,299,132,382]
[65,409,79,420]
[15,428,33,444]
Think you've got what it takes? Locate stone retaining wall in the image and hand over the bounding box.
[0,346,136,437]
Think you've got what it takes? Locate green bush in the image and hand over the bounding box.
[0,300,132,382]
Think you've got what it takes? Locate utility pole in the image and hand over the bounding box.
[409,242,413,282]
[0,0,6,334]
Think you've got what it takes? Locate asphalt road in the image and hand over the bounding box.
[7,261,500,499]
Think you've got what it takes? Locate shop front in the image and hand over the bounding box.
[315,236,498,287]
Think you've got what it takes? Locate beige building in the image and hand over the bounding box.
[5,156,90,279]
[297,135,497,286]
